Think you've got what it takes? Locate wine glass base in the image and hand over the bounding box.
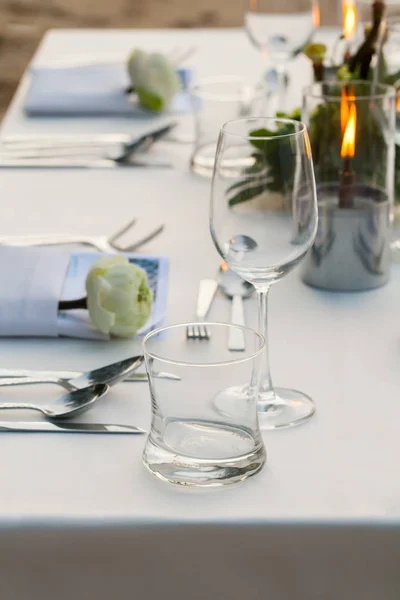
[213,386,315,430]
[257,387,315,430]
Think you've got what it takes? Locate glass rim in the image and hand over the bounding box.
[302,80,396,102]
[142,322,265,367]
[220,117,307,141]
[189,75,267,102]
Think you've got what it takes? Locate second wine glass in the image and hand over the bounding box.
[244,0,320,110]
[210,117,318,429]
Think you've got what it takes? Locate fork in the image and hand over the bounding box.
[0,218,164,253]
[186,279,218,340]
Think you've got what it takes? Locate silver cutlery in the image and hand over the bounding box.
[0,383,108,419]
[0,420,146,434]
[0,218,164,253]
[0,123,177,161]
[217,263,255,351]
[186,279,218,340]
[0,369,180,384]
[0,156,173,169]
[0,355,143,392]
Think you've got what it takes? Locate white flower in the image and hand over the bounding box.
[85,255,153,338]
[127,49,180,112]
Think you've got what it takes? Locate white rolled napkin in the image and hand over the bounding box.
[0,246,70,337]
[0,247,169,340]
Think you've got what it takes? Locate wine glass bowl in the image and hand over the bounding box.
[244,0,318,64]
[210,117,318,429]
[244,0,320,108]
[211,118,317,285]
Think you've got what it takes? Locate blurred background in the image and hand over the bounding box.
[0,0,338,117]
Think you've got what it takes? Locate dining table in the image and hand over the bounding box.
[0,25,399,600]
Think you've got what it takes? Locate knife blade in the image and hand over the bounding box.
[0,421,146,434]
[0,158,172,169]
[0,121,177,158]
[196,279,218,319]
[0,370,180,382]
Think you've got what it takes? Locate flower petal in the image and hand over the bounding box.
[86,275,115,334]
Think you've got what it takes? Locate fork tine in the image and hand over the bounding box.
[122,224,165,252]
[108,218,137,244]
[186,323,210,340]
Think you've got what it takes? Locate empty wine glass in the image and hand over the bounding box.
[210,117,318,429]
[244,0,320,109]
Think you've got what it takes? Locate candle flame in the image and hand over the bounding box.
[341,87,357,158]
[312,0,320,28]
[343,0,357,40]
[340,87,349,135]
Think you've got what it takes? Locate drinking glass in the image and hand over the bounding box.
[244,0,320,109]
[142,322,266,487]
[210,117,318,429]
[190,76,268,177]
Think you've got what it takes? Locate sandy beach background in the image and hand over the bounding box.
[0,0,339,116]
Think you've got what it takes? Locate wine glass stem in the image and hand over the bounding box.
[257,288,274,399]
[275,64,287,112]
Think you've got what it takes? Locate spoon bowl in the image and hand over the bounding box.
[0,355,144,391]
[0,383,109,419]
[218,264,255,299]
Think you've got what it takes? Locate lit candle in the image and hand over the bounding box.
[339,85,357,208]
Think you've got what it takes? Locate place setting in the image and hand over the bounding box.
[0,0,399,497]
[0,43,196,169]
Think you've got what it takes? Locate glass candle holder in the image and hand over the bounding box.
[142,322,266,487]
[301,80,396,291]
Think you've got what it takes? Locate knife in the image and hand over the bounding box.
[0,123,177,168]
[0,421,146,434]
[0,123,177,156]
[0,158,172,169]
[0,370,180,382]
[196,279,218,320]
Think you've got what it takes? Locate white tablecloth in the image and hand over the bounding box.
[0,27,399,600]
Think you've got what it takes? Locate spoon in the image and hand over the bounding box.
[0,383,109,419]
[217,263,255,351]
[0,355,144,391]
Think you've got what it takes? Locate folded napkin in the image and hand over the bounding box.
[0,247,169,340]
[24,63,193,117]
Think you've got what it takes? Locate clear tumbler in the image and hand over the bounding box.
[142,322,266,487]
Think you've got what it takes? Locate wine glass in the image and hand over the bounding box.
[244,0,320,110]
[210,117,318,429]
